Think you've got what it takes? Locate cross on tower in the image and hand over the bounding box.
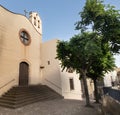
[24,10,28,17]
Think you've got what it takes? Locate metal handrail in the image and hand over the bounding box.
[103,87,120,102]
[45,78,62,90]
[0,79,15,90]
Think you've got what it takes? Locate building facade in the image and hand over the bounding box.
[104,68,120,88]
[0,6,86,100]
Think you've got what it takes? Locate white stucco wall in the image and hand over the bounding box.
[41,39,62,94]
[0,6,91,100]
[0,6,42,96]
[104,70,117,87]
[41,39,83,100]
[60,70,83,100]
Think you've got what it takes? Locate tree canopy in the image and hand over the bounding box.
[86,50,115,102]
[56,32,104,106]
[56,0,117,106]
[76,0,120,53]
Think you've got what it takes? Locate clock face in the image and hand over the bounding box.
[19,29,31,45]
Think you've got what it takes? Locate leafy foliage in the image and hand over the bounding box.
[56,32,102,71]
[76,0,120,53]
[56,32,104,106]
[75,0,118,103]
[56,0,117,105]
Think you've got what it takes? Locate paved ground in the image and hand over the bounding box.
[0,99,102,115]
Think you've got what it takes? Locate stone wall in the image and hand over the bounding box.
[101,95,120,115]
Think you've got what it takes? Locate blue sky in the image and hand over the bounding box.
[0,0,120,67]
[0,0,86,41]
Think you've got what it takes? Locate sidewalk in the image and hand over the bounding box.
[0,99,101,115]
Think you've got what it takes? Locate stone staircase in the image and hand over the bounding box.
[0,85,63,108]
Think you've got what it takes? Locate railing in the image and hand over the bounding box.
[0,79,15,90]
[103,87,120,102]
[45,78,62,90]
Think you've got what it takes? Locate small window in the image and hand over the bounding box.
[38,20,40,28]
[68,68,74,73]
[34,17,36,26]
[48,61,50,65]
[69,78,74,90]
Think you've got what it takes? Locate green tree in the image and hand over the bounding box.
[87,51,115,103]
[75,0,117,103]
[56,0,117,107]
[76,0,120,53]
[56,32,103,106]
[76,0,105,32]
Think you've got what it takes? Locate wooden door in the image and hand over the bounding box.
[19,62,29,86]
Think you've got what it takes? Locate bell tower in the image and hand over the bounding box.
[29,12,42,34]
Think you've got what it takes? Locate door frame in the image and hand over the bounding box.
[19,62,29,86]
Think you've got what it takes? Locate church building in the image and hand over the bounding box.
[0,6,94,101]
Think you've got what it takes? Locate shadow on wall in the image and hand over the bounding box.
[0,33,4,56]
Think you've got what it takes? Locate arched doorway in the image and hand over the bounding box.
[19,62,29,86]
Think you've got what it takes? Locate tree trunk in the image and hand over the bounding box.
[93,79,99,103]
[82,70,91,106]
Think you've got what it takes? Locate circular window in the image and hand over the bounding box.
[19,29,31,45]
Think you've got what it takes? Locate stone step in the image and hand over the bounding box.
[1,93,59,102]
[0,94,59,105]
[0,85,63,108]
